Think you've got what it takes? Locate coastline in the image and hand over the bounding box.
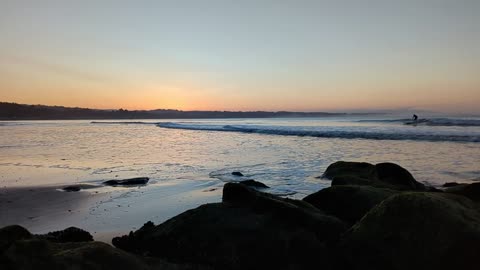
[2,161,479,269]
[0,180,223,243]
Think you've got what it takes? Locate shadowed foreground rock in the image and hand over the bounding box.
[338,192,480,270]
[444,182,480,202]
[303,185,398,225]
[113,182,346,270]
[0,226,210,270]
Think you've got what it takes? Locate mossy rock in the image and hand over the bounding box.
[303,185,398,225]
[338,192,480,270]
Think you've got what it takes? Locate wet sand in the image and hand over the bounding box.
[0,180,223,243]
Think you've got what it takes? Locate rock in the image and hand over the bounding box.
[38,227,93,243]
[338,192,480,270]
[324,161,428,191]
[231,171,244,176]
[239,179,269,188]
[62,186,81,192]
[103,177,149,186]
[113,183,346,270]
[0,225,32,253]
[61,184,97,191]
[445,182,480,202]
[2,239,151,270]
[375,162,424,190]
[303,185,397,225]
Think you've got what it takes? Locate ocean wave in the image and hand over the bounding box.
[157,122,480,143]
[91,121,158,125]
[358,118,480,127]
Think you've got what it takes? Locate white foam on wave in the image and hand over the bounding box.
[91,121,158,125]
[157,122,480,143]
[358,118,480,127]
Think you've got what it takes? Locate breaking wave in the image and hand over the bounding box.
[357,118,480,127]
[157,122,480,143]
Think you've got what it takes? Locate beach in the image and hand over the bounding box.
[2,160,480,270]
[0,180,222,242]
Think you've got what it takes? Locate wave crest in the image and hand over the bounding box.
[157,122,480,143]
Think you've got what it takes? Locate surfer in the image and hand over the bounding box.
[412,114,418,121]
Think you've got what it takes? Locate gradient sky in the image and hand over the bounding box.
[1,0,479,113]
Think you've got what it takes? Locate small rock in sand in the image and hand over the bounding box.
[63,186,81,192]
[103,177,149,186]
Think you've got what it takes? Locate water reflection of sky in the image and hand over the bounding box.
[1,119,479,197]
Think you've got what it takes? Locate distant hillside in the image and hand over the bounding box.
[0,102,347,120]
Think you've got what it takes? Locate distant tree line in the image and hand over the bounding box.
[0,102,346,120]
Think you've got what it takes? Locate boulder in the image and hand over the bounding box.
[338,192,480,270]
[103,177,149,186]
[113,183,346,270]
[375,162,425,190]
[445,182,480,202]
[239,179,269,188]
[231,171,244,176]
[303,185,397,225]
[324,161,427,191]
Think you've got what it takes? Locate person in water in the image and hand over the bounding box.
[413,114,418,121]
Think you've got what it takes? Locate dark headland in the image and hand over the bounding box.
[0,102,369,120]
[2,161,479,270]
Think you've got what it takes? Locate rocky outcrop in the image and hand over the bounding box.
[103,177,149,186]
[324,161,428,191]
[338,192,480,270]
[3,161,479,270]
[113,183,346,270]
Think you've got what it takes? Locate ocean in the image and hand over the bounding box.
[1,115,479,195]
[1,115,480,236]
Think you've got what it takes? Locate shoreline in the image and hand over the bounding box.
[2,161,479,269]
[0,180,223,243]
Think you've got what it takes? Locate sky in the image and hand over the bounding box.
[0,0,479,113]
